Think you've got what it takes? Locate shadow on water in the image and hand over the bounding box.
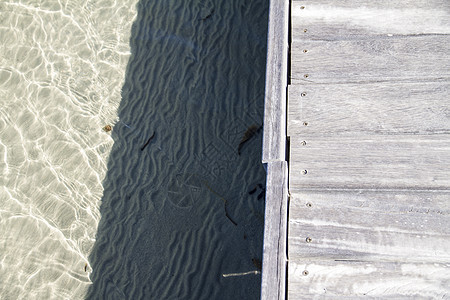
[87,0,269,298]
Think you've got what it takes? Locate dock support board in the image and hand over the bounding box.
[261,0,290,298]
[261,161,288,300]
[262,0,289,163]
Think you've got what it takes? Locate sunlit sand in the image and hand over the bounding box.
[0,1,138,298]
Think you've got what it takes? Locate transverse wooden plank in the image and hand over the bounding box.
[288,190,450,263]
[287,81,450,137]
[262,0,289,162]
[289,260,450,299]
[261,161,288,300]
[289,135,450,190]
[290,35,450,84]
[292,0,450,11]
[292,0,450,39]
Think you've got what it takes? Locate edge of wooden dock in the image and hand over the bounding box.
[261,0,289,299]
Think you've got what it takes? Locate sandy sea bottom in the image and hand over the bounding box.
[0,0,269,299]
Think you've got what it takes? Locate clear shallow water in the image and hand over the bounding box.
[0,0,269,299]
[1,0,138,299]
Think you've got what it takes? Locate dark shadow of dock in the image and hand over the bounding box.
[86,0,269,298]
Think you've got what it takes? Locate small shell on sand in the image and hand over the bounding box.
[103,125,112,132]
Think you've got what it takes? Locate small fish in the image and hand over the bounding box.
[141,131,156,151]
[252,258,262,271]
[199,9,215,21]
[248,186,257,195]
[238,124,262,155]
[257,190,265,200]
[249,183,265,194]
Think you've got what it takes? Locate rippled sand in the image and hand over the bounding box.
[1,0,269,298]
[0,1,138,298]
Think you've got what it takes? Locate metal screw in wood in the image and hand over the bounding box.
[303,49,308,53]
[306,237,312,243]
[306,202,312,207]
[304,74,309,78]
[303,122,308,126]
[302,270,309,276]
[300,6,305,9]
[301,141,306,146]
[301,92,307,97]
[303,29,307,33]
[302,170,308,175]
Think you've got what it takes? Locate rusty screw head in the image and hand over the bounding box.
[303,29,308,33]
[103,125,112,132]
[300,6,305,9]
[303,49,308,53]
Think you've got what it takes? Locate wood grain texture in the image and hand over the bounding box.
[292,0,450,39]
[262,0,289,162]
[289,260,450,299]
[289,135,450,190]
[286,0,450,298]
[290,35,450,84]
[292,0,450,10]
[288,190,450,263]
[261,161,288,300]
[287,81,450,136]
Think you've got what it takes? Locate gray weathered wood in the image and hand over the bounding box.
[287,82,450,136]
[292,0,450,10]
[261,0,290,297]
[262,0,289,163]
[289,260,450,299]
[289,135,450,190]
[287,0,450,298]
[288,190,450,262]
[292,0,450,39]
[290,35,450,84]
[261,161,288,300]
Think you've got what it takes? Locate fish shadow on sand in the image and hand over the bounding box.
[199,8,215,21]
[238,124,263,155]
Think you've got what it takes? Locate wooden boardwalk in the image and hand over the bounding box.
[262,0,450,299]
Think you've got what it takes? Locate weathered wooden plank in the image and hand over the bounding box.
[262,0,289,162]
[288,190,450,262]
[290,35,450,84]
[292,0,450,11]
[287,81,450,137]
[289,260,450,299]
[292,0,450,39]
[289,135,450,190]
[261,161,288,300]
